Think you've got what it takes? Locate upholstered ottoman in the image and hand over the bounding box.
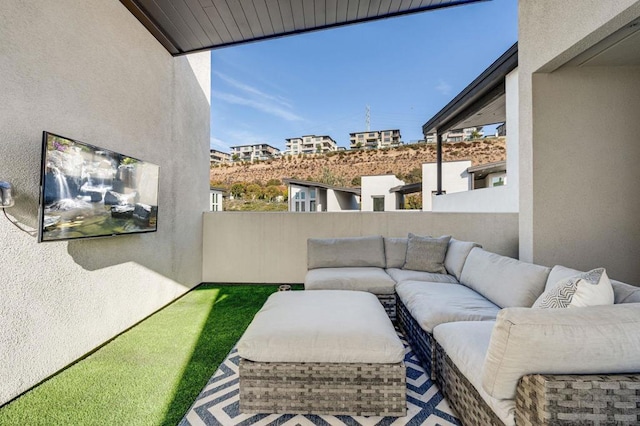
[237,290,406,416]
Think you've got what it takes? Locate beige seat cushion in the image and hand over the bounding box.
[386,268,458,285]
[307,236,386,269]
[459,248,550,308]
[237,290,404,363]
[396,280,500,333]
[444,238,482,281]
[482,304,640,400]
[305,267,396,294]
[433,322,515,426]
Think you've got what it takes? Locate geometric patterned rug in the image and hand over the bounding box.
[179,331,460,426]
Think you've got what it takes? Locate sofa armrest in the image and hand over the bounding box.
[482,304,640,400]
[516,373,640,425]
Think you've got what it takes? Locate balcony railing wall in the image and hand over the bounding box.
[203,211,518,283]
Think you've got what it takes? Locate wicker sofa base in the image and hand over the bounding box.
[239,359,407,416]
[377,293,396,321]
[516,373,640,425]
[397,296,435,379]
[434,340,640,425]
[434,340,505,426]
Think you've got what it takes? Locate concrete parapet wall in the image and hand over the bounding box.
[203,212,519,283]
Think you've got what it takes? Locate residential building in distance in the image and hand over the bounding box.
[209,149,230,165]
[425,126,485,143]
[285,135,338,155]
[283,178,360,212]
[209,187,225,211]
[349,129,401,150]
[230,144,280,162]
[361,175,406,212]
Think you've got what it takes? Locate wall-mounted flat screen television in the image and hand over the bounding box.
[38,131,159,242]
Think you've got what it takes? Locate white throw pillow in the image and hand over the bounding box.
[533,268,614,309]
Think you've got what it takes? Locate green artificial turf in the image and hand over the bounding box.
[0,284,293,426]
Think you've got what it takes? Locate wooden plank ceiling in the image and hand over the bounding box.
[120,0,488,56]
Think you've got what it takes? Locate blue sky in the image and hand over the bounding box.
[210,0,517,152]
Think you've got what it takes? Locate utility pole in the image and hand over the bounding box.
[365,105,370,132]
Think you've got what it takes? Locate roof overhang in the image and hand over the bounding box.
[120,0,490,56]
[422,42,517,135]
[467,160,506,179]
[283,178,361,195]
[390,182,422,194]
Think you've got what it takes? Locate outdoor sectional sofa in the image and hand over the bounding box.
[304,235,640,425]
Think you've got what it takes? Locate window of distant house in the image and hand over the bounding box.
[358,134,364,139]
[384,137,390,142]
[491,176,506,187]
[309,189,316,212]
[368,133,375,137]
[373,196,385,212]
[210,193,219,211]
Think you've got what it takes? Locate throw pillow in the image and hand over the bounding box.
[533,268,614,309]
[402,234,451,274]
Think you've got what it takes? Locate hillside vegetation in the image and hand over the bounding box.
[210,138,506,188]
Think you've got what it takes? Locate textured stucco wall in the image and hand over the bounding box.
[202,212,519,283]
[531,67,640,284]
[0,1,210,404]
[518,0,640,262]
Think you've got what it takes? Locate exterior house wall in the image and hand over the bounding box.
[422,161,471,211]
[361,175,405,211]
[519,0,640,283]
[0,0,210,405]
[518,0,640,263]
[203,212,519,283]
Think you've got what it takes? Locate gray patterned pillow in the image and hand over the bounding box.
[402,234,451,274]
[533,268,614,309]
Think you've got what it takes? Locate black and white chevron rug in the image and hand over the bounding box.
[180,332,459,425]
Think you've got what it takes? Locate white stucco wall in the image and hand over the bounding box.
[0,0,210,404]
[421,161,471,211]
[518,0,640,263]
[519,0,640,283]
[361,175,405,211]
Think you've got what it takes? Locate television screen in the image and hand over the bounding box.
[38,132,159,242]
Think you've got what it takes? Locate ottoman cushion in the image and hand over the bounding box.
[304,267,396,294]
[237,290,404,363]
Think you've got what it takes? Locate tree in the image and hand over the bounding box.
[266,178,281,186]
[245,183,263,200]
[230,182,246,198]
[351,176,361,186]
[264,185,280,201]
[469,129,482,140]
[231,153,240,162]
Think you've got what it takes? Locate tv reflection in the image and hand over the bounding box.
[41,133,158,241]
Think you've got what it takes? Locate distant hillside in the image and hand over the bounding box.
[210,138,506,187]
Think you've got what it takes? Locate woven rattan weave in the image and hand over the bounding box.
[239,359,406,416]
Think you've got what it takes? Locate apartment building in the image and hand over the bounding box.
[425,126,485,143]
[285,135,338,155]
[349,129,401,150]
[209,149,230,165]
[230,144,280,162]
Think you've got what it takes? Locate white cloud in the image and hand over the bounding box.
[435,79,452,96]
[214,91,303,122]
[214,72,292,109]
[210,136,231,150]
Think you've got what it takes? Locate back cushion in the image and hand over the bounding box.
[307,236,386,269]
[384,237,408,269]
[547,265,640,304]
[444,238,482,281]
[459,248,550,308]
